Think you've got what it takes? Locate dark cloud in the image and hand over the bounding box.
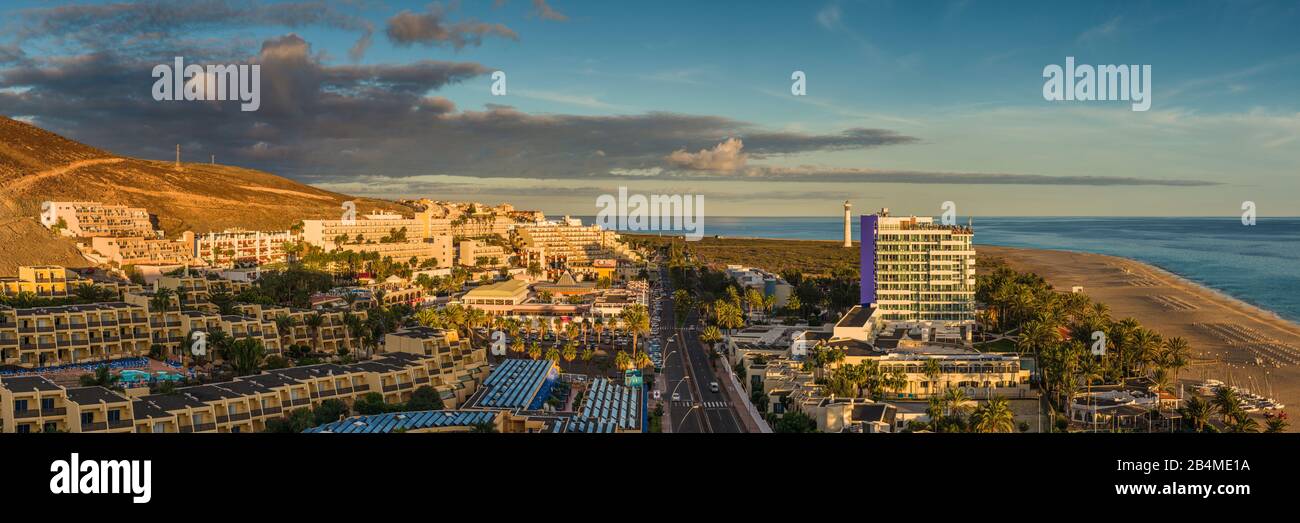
[0,44,25,66]
[641,166,1218,186]
[385,5,519,49]
[13,0,375,61]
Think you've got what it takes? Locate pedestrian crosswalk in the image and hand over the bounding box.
[671,400,731,409]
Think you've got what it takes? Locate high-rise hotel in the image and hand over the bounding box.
[859,209,976,324]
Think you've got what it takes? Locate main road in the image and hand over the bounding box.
[656,266,743,433]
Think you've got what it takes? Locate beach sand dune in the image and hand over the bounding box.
[982,245,1298,429]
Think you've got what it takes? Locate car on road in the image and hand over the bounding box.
[709,382,719,393]
[671,392,681,401]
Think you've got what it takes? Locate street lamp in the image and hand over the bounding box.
[670,375,691,398]
[675,404,700,428]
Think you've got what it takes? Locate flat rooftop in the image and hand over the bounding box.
[469,358,555,410]
[305,410,498,433]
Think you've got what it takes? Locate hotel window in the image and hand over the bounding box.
[44,422,57,432]
[17,424,31,433]
[14,399,28,412]
[153,422,166,433]
[108,410,121,422]
[80,412,94,425]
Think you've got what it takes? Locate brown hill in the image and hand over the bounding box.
[0,115,410,237]
[0,115,415,276]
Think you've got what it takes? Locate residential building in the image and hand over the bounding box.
[41,201,155,238]
[91,234,195,266]
[860,209,976,324]
[192,229,293,267]
[458,239,508,268]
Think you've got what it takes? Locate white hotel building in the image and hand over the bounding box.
[862,210,976,324]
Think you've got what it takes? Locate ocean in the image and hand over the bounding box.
[580,216,1300,323]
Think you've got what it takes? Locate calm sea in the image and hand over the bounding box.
[580,216,1300,323]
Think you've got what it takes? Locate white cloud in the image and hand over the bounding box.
[666,138,747,172]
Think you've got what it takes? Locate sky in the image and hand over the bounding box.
[1,0,1298,217]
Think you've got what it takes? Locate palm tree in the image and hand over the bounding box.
[634,351,652,370]
[922,358,942,397]
[226,337,266,376]
[527,341,542,360]
[580,347,595,372]
[619,304,650,359]
[305,313,324,352]
[343,312,366,358]
[943,387,973,418]
[971,395,1016,433]
[699,325,723,350]
[1179,396,1212,432]
[1224,411,1260,433]
[613,350,632,371]
[150,287,175,314]
[562,341,577,369]
[1162,336,1191,384]
[1265,417,1288,433]
[1212,386,1241,424]
[545,347,561,364]
[274,314,293,350]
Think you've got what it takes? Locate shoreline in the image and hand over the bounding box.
[980,245,1300,425]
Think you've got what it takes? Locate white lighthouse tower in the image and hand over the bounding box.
[843,201,852,247]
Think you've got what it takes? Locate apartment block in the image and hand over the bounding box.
[0,347,484,432]
[0,302,152,368]
[0,375,136,433]
[193,229,293,267]
[41,201,155,238]
[92,235,195,266]
[1,266,76,297]
[458,239,508,268]
[514,217,640,272]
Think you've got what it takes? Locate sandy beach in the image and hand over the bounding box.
[981,245,1299,428]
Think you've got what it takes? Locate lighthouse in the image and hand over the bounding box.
[843,201,852,247]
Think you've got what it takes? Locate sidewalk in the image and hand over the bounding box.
[715,353,770,433]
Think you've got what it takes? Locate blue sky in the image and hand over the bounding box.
[2,0,1299,216]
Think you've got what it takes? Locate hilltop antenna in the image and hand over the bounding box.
[175,144,180,169]
[210,154,215,165]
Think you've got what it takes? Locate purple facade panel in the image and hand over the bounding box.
[860,214,876,305]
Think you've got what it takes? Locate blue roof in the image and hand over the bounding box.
[304,410,497,433]
[475,358,556,410]
[576,377,641,431]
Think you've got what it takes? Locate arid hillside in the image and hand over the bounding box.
[0,116,409,236]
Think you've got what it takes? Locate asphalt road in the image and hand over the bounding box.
[656,266,743,433]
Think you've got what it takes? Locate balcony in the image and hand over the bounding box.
[81,421,108,432]
[262,406,282,415]
[229,412,251,422]
[382,383,398,392]
[194,422,216,432]
[41,407,67,417]
[108,419,133,430]
[353,383,369,392]
[14,409,41,419]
